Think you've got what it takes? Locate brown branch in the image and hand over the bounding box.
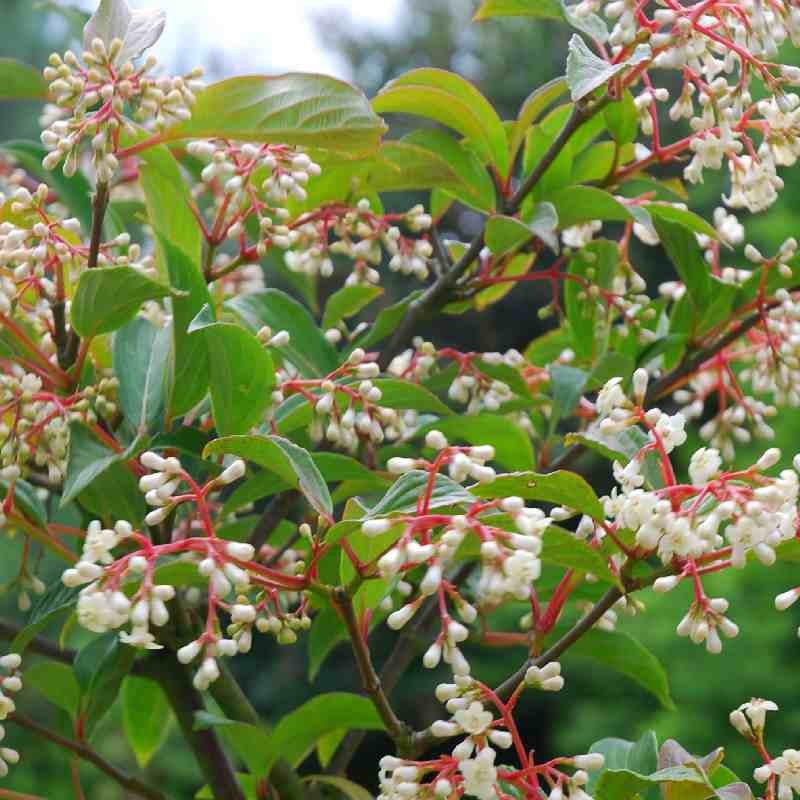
[333,588,414,755]
[249,490,300,550]
[59,181,110,369]
[9,713,167,800]
[378,101,602,370]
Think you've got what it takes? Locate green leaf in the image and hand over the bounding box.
[550,365,589,431]
[566,35,652,102]
[370,379,452,415]
[74,633,137,735]
[366,471,475,518]
[373,68,509,175]
[474,0,564,20]
[646,204,717,240]
[486,215,534,257]
[400,129,497,213]
[417,415,534,471]
[122,676,172,768]
[113,318,171,434]
[193,712,273,776]
[170,74,386,154]
[70,267,172,338]
[653,217,712,311]
[156,236,210,419]
[564,239,618,359]
[596,766,712,800]
[588,732,659,798]
[260,693,385,772]
[548,186,650,230]
[61,423,141,510]
[227,289,339,378]
[542,526,618,584]
[204,435,333,518]
[12,581,80,654]
[474,253,535,311]
[323,286,383,330]
[23,661,80,719]
[1,140,93,229]
[195,775,259,799]
[304,775,374,800]
[472,470,604,520]
[0,59,48,100]
[351,291,423,351]
[604,90,638,145]
[308,606,348,682]
[189,313,276,436]
[570,629,675,710]
[511,77,569,163]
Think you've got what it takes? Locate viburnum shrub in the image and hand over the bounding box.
[1,0,800,797]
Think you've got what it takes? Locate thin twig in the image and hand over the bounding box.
[9,713,167,800]
[378,102,599,370]
[59,182,110,369]
[249,490,300,550]
[334,588,413,753]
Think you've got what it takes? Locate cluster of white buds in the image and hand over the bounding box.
[299,350,417,453]
[42,36,203,180]
[524,661,565,691]
[283,198,434,285]
[1,184,156,313]
[673,596,739,654]
[378,674,604,800]
[0,653,22,778]
[0,368,115,483]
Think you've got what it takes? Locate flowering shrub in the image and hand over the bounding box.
[0,0,800,797]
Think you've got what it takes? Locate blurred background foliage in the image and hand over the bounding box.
[1,0,800,796]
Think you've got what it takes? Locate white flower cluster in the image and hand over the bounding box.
[378,675,600,800]
[288,349,418,453]
[63,450,312,690]
[730,699,800,800]
[593,371,800,651]
[362,433,561,677]
[566,0,800,212]
[0,369,116,483]
[0,653,21,778]
[388,340,526,415]
[285,199,433,285]
[42,37,203,180]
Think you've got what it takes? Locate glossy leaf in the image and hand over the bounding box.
[259,693,385,772]
[189,313,275,436]
[170,74,386,154]
[11,582,80,654]
[566,35,652,101]
[472,470,605,520]
[653,217,712,311]
[22,660,80,719]
[366,470,475,518]
[0,59,48,101]
[604,90,638,144]
[542,526,618,584]
[122,676,172,768]
[322,285,383,330]
[70,267,172,338]
[474,0,564,21]
[416,415,534,471]
[113,318,171,434]
[511,77,569,162]
[228,289,339,378]
[373,68,509,174]
[204,434,333,517]
[370,379,453,415]
[571,630,675,710]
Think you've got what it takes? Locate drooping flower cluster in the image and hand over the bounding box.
[589,369,799,652]
[0,654,22,778]
[63,451,310,690]
[378,672,600,800]
[41,32,203,181]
